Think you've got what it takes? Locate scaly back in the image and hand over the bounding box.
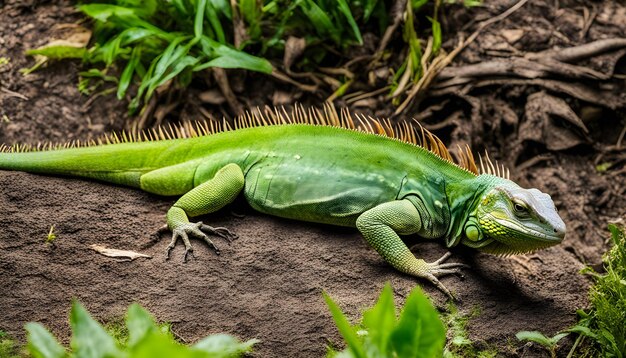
[0,104,511,184]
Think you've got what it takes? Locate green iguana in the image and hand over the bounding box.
[0,105,566,298]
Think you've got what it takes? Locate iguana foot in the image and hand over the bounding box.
[420,252,468,300]
[165,221,238,262]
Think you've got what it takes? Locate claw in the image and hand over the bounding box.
[199,223,238,243]
[164,222,237,260]
[183,247,194,262]
[425,273,456,301]
[420,252,468,301]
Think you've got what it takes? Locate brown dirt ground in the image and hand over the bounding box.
[1,1,625,357]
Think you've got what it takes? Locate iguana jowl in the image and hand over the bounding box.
[0,105,566,298]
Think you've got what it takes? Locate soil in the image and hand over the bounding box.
[1,1,625,357]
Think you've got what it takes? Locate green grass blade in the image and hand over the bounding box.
[25,323,66,358]
[117,47,140,99]
[299,0,339,44]
[169,0,190,16]
[145,39,193,99]
[145,35,188,95]
[403,5,423,79]
[363,0,379,22]
[194,0,208,39]
[411,0,429,11]
[155,55,199,88]
[196,36,272,73]
[323,291,366,358]
[205,2,226,44]
[336,0,363,44]
[70,301,121,358]
[429,16,442,54]
[26,46,86,60]
[210,0,232,19]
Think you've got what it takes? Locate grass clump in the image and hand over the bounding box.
[26,301,258,358]
[569,223,626,357]
[443,304,497,358]
[324,283,446,357]
[0,330,20,358]
[515,223,626,357]
[25,1,476,120]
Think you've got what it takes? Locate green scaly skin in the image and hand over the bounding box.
[0,124,566,298]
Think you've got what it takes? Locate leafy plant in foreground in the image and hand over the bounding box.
[515,330,569,358]
[324,283,446,358]
[26,301,258,358]
[568,223,626,357]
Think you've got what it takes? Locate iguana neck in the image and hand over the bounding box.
[444,175,498,248]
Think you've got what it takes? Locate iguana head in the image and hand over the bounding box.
[463,176,566,255]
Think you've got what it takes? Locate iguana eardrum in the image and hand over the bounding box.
[0,105,566,297]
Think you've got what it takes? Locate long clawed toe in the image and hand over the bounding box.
[422,252,469,300]
[163,222,238,262]
[198,222,238,242]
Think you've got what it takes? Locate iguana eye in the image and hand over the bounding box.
[513,202,528,214]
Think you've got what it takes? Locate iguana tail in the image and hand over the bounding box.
[0,140,179,188]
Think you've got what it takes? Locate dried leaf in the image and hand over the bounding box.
[283,36,306,72]
[90,244,152,260]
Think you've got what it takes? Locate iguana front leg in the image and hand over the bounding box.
[356,199,466,299]
[166,163,245,261]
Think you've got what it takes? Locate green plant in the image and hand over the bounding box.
[516,331,569,358]
[46,225,57,245]
[567,223,626,357]
[24,0,474,119]
[26,301,258,358]
[0,330,19,358]
[443,304,497,358]
[513,223,626,357]
[323,283,446,357]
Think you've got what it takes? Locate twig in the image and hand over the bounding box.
[345,86,389,104]
[0,87,29,100]
[616,124,626,149]
[270,68,318,92]
[515,154,553,172]
[372,0,408,63]
[531,38,626,62]
[438,57,611,81]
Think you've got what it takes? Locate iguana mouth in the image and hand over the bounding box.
[478,240,557,256]
[481,213,564,243]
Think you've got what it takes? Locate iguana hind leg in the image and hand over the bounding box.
[356,199,467,299]
[163,163,244,261]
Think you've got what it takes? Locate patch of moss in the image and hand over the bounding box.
[443,304,498,358]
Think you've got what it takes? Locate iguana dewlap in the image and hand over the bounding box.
[0,105,566,298]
